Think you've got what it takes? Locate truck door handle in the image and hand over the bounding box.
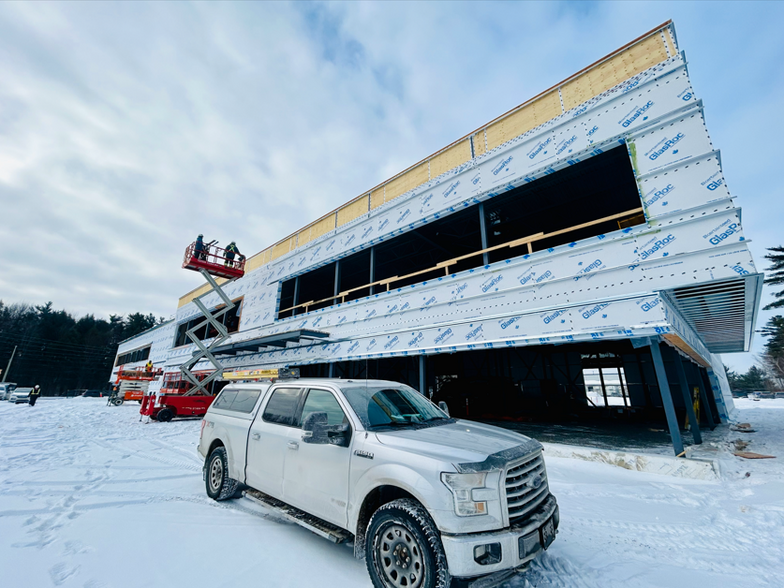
[288,441,299,450]
[251,433,260,440]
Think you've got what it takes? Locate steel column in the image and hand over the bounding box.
[478,202,489,266]
[292,276,300,316]
[333,260,341,304]
[672,352,702,444]
[692,363,716,430]
[419,355,426,396]
[649,339,685,456]
[369,247,376,295]
[328,363,335,378]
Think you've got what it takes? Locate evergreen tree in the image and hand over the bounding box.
[763,246,784,309]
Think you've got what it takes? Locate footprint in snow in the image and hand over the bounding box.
[49,562,79,586]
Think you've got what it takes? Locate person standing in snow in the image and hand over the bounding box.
[29,384,41,407]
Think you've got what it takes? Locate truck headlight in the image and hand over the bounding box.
[441,472,491,516]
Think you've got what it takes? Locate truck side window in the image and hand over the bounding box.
[262,387,302,426]
[229,389,261,413]
[298,389,347,428]
[212,389,238,410]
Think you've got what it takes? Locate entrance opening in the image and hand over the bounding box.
[277,145,643,319]
[298,339,719,451]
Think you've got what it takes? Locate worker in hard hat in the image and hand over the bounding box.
[194,234,206,260]
[225,241,241,268]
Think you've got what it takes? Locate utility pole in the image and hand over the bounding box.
[2,346,17,383]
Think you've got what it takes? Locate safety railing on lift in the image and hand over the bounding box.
[182,241,246,280]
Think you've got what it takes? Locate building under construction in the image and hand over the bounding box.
[112,22,762,454]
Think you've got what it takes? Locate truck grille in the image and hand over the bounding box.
[505,450,549,525]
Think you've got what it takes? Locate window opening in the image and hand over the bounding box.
[174,297,243,346]
[276,145,643,319]
[115,345,151,366]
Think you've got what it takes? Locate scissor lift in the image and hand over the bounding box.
[140,240,245,422]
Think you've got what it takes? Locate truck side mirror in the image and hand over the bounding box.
[438,401,450,416]
[302,412,330,444]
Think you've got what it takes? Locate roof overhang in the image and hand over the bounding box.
[661,274,764,354]
[211,329,330,356]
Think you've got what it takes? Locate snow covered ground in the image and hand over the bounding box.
[1,397,782,588]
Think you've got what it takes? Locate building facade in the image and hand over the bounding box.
[112,22,762,452]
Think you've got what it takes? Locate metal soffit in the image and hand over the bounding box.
[662,274,763,354]
[211,330,330,356]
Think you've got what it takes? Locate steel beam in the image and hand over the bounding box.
[649,339,684,456]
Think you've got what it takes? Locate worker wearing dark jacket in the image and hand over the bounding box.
[225,241,241,267]
[29,384,41,407]
[194,234,206,260]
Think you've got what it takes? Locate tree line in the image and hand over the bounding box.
[0,301,163,396]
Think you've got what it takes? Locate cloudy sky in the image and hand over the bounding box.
[0,1,782,371]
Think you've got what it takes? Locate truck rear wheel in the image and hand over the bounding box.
[205,446,239,501]
[366,498,450,588]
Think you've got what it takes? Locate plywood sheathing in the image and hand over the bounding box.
[270,236,295,262]
[177,22,676,300]
[337,195,370,227]
[560,34,669,111]
[486,91,563,151]
[384,162,430,202]
[430,140,472,179]
[370,188,385,210]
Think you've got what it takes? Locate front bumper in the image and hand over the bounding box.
[440,494,558,579]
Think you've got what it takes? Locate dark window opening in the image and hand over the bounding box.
[174,298,243,347]
[115,345,151,366]
[485,146,641,262]
[277,145,642,319]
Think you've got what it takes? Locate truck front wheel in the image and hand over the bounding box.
[205,446,239,501]
[366,498,450,588]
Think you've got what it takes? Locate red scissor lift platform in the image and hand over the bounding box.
[182,241,246,280]
[141,240,245,422]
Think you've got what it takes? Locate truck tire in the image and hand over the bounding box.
[156,408,174,422]
[205,446,239,501]
[366,498,450,588]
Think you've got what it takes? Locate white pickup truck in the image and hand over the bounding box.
[198,378,559,588]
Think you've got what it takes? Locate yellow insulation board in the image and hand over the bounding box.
[337,195,370,226]
[430,140,472,178]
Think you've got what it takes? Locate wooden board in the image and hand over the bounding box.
[472,132,486,157]
[270,237,294,262]
[430,140,472,178]
[337,195,369,227]
[309,214,337,240]
[370,187,385,210]
[384,162,430,202]
[486,91,562,151]
[734,452,775,460]
[561,34,668,111]
[662,333,711,368]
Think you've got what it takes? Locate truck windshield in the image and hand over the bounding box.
[342,385,450,429]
